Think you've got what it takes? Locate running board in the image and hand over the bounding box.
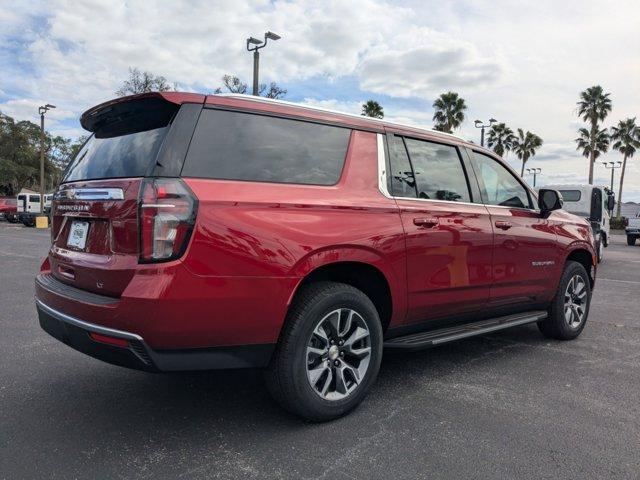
[384,311,548,350]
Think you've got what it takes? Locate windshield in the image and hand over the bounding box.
[63,127,168,182]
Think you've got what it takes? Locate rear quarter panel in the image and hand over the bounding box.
[182,130,408,330]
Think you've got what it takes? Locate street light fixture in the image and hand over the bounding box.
[38,103,56,220]
[474,118,497,147]
[246,31,281,96]
[602,161,622,197]
[525,167,542,187]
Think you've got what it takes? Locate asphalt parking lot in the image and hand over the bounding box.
[1,221,639,479]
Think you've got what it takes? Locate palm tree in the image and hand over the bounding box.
[610,117,640,217]
[486,123,516,157]
[432,92,467,133]
[575,127,609,167]
[513,128,543,176]
[361,100,384,119]
[576,85,612,184]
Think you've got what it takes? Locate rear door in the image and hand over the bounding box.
[387,134,493,324]
[469,150,558,307]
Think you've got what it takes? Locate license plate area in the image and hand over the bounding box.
[67,220,90,250]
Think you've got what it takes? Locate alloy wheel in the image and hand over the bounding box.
[305,308,371,401]
[564,274,587,328]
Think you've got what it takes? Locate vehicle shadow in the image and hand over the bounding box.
[41,323,549,435]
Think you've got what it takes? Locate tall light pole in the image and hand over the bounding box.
[246,31,281,96]
[38,104,55,214]
[526,167,542,187]
[474,118,497,147]
[602,161,622,193]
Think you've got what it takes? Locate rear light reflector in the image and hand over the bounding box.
[89,332,129,348]
[138,178,198,262]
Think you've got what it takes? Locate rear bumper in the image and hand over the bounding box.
[36,297,276,372]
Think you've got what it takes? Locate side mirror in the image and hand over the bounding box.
[607,195,615,211]
[538,189,563,213]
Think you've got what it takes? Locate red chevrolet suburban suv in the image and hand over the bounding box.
[35,92,596,421]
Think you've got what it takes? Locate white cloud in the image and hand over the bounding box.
[1,0,639,199]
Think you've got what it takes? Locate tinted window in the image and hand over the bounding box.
[63,127,168,182]
[182,109,351,185]
[388,136,417,198]
[558,190,581,202]
[473,152,531,208]
[29,195,40,203]
[403,138,470,202]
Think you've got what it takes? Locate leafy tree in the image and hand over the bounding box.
[361,100,384,119]
[575,127,609,167]
[513,128,543,176]
[214,75,287,99]
[576,85,612,184]
[610,118,640,217]
[432,91,466,133]
[116,67,175,96]
[486,123,516,157]
[0,111,80,195]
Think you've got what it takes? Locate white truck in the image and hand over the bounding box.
[626,214,640,246]
[543,184,614,262]
[16,193,52,226]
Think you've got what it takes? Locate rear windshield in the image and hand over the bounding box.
[62,127,168,182]
[182,109,351,185]
[63,97,178,183]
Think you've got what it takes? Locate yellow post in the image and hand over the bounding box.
[36,216,49,229]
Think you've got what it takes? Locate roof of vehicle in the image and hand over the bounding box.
[81,91,499,157]
[214,93,464,139]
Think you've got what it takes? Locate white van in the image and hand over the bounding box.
[16,193,43,215]
[543,184,614,262]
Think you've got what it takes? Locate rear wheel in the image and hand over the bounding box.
[628,235,637,246]
[265,281,383,422]
[538,261,591,340]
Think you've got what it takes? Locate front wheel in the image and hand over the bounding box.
[538,261,591,340]
[628,235,637,246]
[265,281,383,422]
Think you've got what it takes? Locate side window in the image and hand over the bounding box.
[472,152,531,208]
[388,136,417,198]
[403,138,471,202]
[182,109,351,185]
[29,195,41,203]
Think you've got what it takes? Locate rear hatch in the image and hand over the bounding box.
[49,94,202,297]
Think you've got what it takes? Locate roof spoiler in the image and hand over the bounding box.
[80,92,205,134]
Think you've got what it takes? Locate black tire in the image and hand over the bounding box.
[265,281,383,422]
[628,235,636,246]
[538,261,591,340]
[601,233,608,248]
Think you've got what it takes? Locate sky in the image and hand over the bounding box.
[1,0,639,200]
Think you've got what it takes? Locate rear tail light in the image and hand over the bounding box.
[138,178,198,262]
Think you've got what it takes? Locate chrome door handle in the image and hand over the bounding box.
[413,217,439,228]
[495,220,512,230]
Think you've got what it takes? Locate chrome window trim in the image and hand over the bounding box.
[377,133,539,212]
[377,134,392,198]
[54,188,124,201]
